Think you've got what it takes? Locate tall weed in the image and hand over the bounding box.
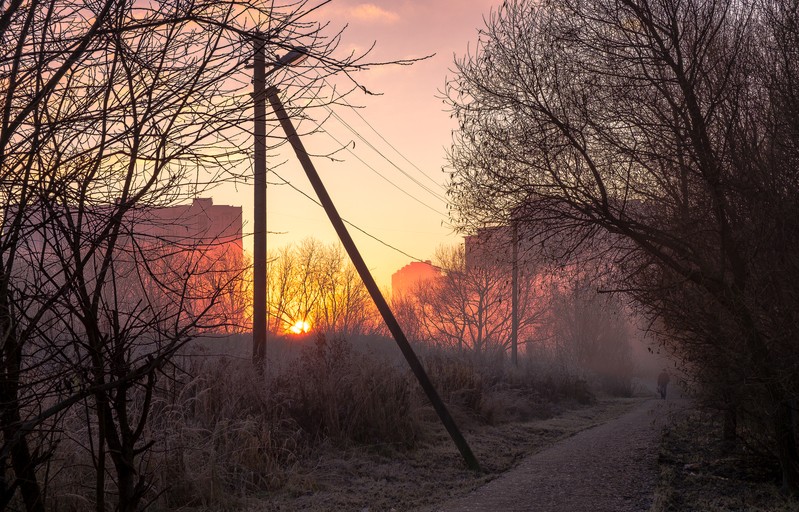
[278,334,419,449]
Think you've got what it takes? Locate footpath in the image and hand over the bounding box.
[432,398,687,512]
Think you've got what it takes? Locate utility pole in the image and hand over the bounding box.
[250,40,307,369]
[267,87,481,472]
[252,35,267,368]
[511,220,519,366]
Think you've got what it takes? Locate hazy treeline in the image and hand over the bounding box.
[391,244,640,395]
[264,233,644,397]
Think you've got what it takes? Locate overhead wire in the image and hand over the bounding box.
[306,116,447,216]
[302,77,456,227]
[314,72,449,202]
[337,94,448,192]
[321,104,449,203]
[268,169,426,262]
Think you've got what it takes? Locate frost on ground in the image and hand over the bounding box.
[245,397,643,512]
[41,336,645,511]
[651,407,799,512]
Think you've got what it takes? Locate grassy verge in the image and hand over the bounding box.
[651,408,798,512]
[43,335,644,510]
[246,397,642,511]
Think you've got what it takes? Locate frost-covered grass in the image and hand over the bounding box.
[651,408,798,512]
[43,333,633,510]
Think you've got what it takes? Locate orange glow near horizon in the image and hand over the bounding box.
[219,1,501,289]
[289,320,311,334]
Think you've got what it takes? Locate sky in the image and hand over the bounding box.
[216,0,499,288]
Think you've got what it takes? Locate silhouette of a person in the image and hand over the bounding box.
[657,369,670,399]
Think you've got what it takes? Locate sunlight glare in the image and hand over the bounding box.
[289,320,311,334]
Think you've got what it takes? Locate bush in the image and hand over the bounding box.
[277,333,419,449]
[138,336,421,508]
[148,358,305,508]
[423,351,485,411]
[419,347,596,426]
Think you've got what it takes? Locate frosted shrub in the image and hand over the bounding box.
[278,334,420,449]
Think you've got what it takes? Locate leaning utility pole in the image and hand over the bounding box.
[266,87,481,472]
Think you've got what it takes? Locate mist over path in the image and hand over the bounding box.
[431,398,687,512]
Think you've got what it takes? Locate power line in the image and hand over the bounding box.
[323,104,449,203]
[314,73,449,203]
[269,169,426,263]
[341,97,448,192]
[319,74,448,193]
[261,88,446,217]
[307,116,447,217]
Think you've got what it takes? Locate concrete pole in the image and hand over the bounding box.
[511,221,519,366]
[267,87,481,472]
[252,36,267,368]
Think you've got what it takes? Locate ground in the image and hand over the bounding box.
[650,407,798,512]
[206,393,798,511]
[430,398,681,512]
[240,397,644,511]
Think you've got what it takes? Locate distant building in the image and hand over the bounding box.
[124,198,245,330]
[15,197,245,332]
[391,260,440,298]
[126,197,242,257]
[464,226,514,269]
[16,197,242,262]
[464,224,544,272]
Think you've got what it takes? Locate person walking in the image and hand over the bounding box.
[657,369,670,399]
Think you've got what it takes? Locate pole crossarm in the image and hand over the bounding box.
[266,87,481,472]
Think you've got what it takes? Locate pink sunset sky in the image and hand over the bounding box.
[216,0,499,287]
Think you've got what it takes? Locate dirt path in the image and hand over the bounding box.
[429,398,687,512]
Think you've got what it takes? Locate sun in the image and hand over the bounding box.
[289,320,311,334]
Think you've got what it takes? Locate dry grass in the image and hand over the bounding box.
[274,335,419,449]
[40,335,640,510]
[143,335,421,509]
[650,408,799,512]
[246,397,642,511]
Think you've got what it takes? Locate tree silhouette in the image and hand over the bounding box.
[266,239,380,339]
[446,0,799,492]
[0,0,391,508]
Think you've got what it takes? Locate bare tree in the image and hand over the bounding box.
[549,280,634,396]
[413,244,545,359]
[267,244,299,334]
[314,244,378,338]
[446,0,799,492]
[391,292,425,344]
[0,0,393,508]
[193,249,252,334]
[266,239,380,338]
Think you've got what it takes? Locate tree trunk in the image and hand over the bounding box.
[1,320,44,512]
[1,401,45,512]
[775,401,799,495]
[101,408,141,512]
[95,402,106,512]
[113,453,138,512]
[98,387,145,512]
[721,405,737,455]
[8,430,45,512]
